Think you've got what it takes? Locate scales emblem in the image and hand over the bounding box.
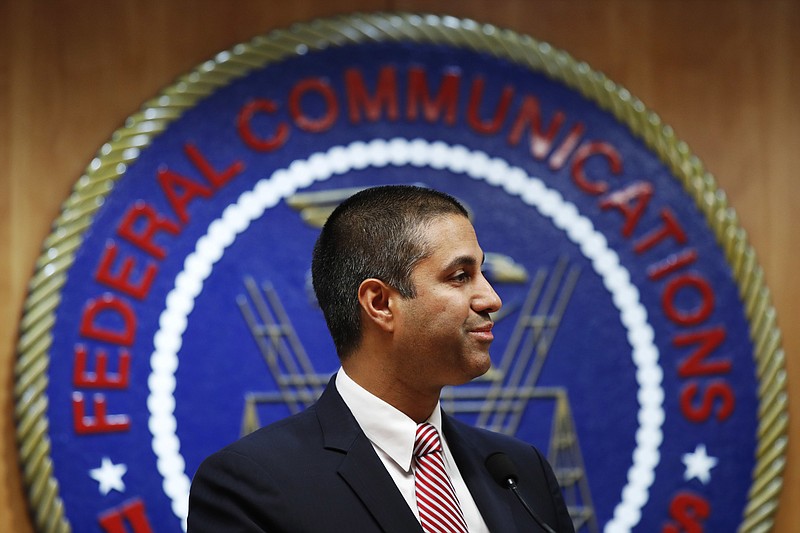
[237,187,598,532]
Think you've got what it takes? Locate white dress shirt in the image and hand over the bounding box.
[336,368,490,533]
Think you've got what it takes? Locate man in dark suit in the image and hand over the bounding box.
[188,185,574,532]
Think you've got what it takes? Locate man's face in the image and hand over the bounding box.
[392,214,502,392]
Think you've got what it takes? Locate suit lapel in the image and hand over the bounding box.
[443,415,518,533]
[337,436,423,533]
[315,378,422,533]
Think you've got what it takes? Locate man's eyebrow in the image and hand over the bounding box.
[443,254,484,272]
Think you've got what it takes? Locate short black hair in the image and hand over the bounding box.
[311,185,469,359]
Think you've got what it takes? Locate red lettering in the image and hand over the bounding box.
[289,77,338,132]
[73,345,131,389]
[507,95,565,161]
[95,241,158,300]
[467,77,513,135]
[648,249,699,280]
[662,273,715,326]
[117,201,181,260]
[547,123,585,170]
[570,141,622,195]
[99,499,154,533]
[345,66,399,123]
[680,380,735,422]
[599,181,654,238]
[73,392,131,434]
[406,67,460,125]
[663,491,710,533]
[157,168,213,224]
[676,327,730,378]
[237,98,290,152]
[80,295,136,346]
[634,208,687,253]
[184,143,244,189]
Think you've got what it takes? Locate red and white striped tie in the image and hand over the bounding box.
[413,423,469,533]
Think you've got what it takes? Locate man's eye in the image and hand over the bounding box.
[452,271,469,282]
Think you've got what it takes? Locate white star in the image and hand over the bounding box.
[89,457,127,495]
[682,444,718,484]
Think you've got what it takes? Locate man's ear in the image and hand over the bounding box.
[358,278,396,332]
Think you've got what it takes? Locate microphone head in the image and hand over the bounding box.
[485,452,519,488]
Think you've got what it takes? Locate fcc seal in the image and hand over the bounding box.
[15,13,787,533]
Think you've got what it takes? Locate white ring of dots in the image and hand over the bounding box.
[148,138,663,532]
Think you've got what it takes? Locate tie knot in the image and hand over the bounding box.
[414,423,442,457]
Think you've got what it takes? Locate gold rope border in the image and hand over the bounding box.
[14,12,787,533]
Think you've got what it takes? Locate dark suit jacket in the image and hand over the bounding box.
[188,378,574,532]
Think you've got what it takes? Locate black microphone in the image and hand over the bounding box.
[485,452,557,533]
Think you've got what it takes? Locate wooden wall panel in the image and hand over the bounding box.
[2,1,796,531]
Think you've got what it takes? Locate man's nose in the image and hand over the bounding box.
[475,274,502,314]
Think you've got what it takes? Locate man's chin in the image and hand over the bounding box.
[464,354,493,381]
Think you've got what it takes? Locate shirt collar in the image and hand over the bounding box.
[336,367,443,472]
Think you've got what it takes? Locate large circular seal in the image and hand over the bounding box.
[14,12,787,533]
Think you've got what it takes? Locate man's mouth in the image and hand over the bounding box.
[469,323,494,341]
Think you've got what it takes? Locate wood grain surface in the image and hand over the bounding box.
[1,1,797,531]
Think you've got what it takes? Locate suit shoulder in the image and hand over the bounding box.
[447,415,541,456]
